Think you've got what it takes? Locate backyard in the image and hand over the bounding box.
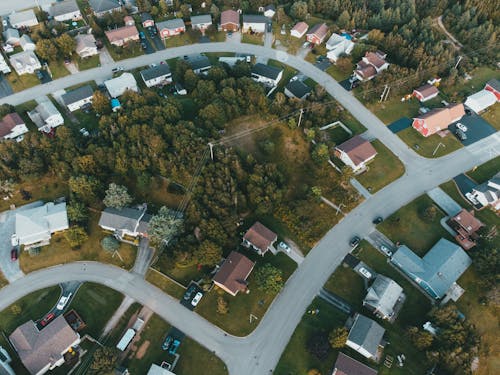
[397,126,462,158]
[441,66,500,101]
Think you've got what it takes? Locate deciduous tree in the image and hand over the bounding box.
[103,183,132,209]
[101,236,120,252]
[216,296,229,314]
[148,206,183,246]
[64,226,89,248]
[67,201,89,224]
[196,240,222,266]
[89,347,119,374]
[255,264,283,293]
[56,34,76,57]
[329,327,348,348]
[35,39,58,61]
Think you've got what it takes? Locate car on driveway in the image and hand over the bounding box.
[162,335,173,351]
[56,293,72,310]
[358,267,372,279]
[169,339,181,354]
[455,129,467,141]
[40,313,55,327]
[456,122,468,132]
[10,248,18,261]
[278,241,291,253]
[350,236,360,247]
[191,292,203,307]
[380,245,393,257]
[183,285,197,301]
[372,217,383,224]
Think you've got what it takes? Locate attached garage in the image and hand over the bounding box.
[464,90,497,114]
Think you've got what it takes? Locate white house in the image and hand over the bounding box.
[9,51,41,75]
[140,64,172,87]
[104,72,138,98]
[190,14,212,32]
[468,173,500,211]
[19,34,36,51]
[0,53,11,74]
[290,22,308,38]
[28,101,64,133]
[98,206,150,238]
[61,85,94,112]
[0,113,28,141]
[354,51,389,82]
[9,9,38,28]
[49,0,82,22]
[334,135,378,172]
[3,28,20,45]
[251,63,283,87]
[242,15,267,33]
[464,90,497,114]
[325,33,355,63]
[346,314,385,360]
[75,34,98,58]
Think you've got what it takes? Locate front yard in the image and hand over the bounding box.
[5,72,39,92]
[77,55,100,70]
[366,97,421,125]
[48,61,71,79]
[397,126,462,158]
[241,33,264,45]
[106,41,144,61]
[146,268,185,300]
[481,103,500,130]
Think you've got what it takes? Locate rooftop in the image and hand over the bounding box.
[243,221,277,251]
[156,18,185,30]
[191,14,212,24]
[213,251,255,295]
[333,352,378,375]
[0,113,24,138]
[243,14,268,24]
[347,314,385,358]
[285,79,311,99]
[49,0,80,17]
[251,63,282,80]
[336,135,377,166]
[221,9,239,25]
[105,25,138,43]
[141,64,171,81]
[62,85,94,106]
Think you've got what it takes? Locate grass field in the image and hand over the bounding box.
[441,66,500,101]
[326,63,353,82]
[106,41,144,61]
[357,140,405,192]
[77,55,100,70]
[397,126,462,158]
[481,104,500,130]
[366,97,421,125]
[5,72,39,92]
[48,60,70,79]
[242,33,264,45]
[164,33,193,48]
[146,268,185,300]
[468,156,500,183]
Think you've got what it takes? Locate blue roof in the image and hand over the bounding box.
[390,238,471,299]
[111,98,121,108]
[341,32,352,40]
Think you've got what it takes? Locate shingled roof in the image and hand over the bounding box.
[213,251,255,295]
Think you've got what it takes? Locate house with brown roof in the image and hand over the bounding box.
[220,10,239,31]
[354,51,389,82]
[105,25,139,47]
[242,221,277,255]
[412,103,465,137]
[413,84,439,102]
[213,251,255,296]
[334,135,377,172]
[75,34,98,58]
[0,113,28,142]
[9,315,80,375]
[306,23,328,45]
[290,22,308,38]
[332,352,378,375]
[447,209,484,250]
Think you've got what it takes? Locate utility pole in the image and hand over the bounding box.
[379,85,390,102]
[208,142,214,160]
[454,55,463,70]
[297,108,304,127]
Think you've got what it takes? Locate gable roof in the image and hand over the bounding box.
[62,85,94,106]
[75,33,96,52]
[0,113,25,137]
[105,25,138,43]
[450,209,484,233]
[285,79,311,99]
[465,90,497,113]
[251,63,282,80]
[414,103,465,133]
[89,0,121,13]
[104,72,137,97]
[98,207,150,234]
[141,12,153,22]
[333,352,378,375]
[9,316,79,375]
[364,275,403,318]
[9,9,37,26]
[156,18,185,30]
[221,9,239,25]
[9,50,40,69]
[414,84,439,99]
[140,64,171,81]
[391,239,472,299]
[3,28,20,42]
[291,21,308,35]
[364,52,386,69]
[191,14,212,25]
[35,101,60,121]
[485,78,500,92]
[15,202,68,245]
[347,314,385,357]
[50,0,80,17]
[186,55,211,71]
[336,135,377,166]
[307,23,328,39]
[243,221,277,251]
[243,14,268,24]
[213,251,255,295]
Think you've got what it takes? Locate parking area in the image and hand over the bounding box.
[449,113,496,146]
[179,282,204,310]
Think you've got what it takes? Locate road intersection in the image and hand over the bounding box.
[0,42,498,374]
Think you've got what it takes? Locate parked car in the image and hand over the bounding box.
[11,234,19,246]
[267,22,272,32]
[10,248,18,261]
[36,70,44,80]
[358,267,372,279]
[380,245,393,257]
[372,217,383,224]
[278,241,291,253]
[183,285,197,301]
[40,313,55,327]
[350,236,360,247]
[161,335,173,351]
[139,31,145,39]
[456,122,468,132]
[169,339,181,354]
[56,293,72,310]
[191,292,203,306]
[456,129,467,141]
[112,66,124,73]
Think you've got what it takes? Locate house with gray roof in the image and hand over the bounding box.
[185,54,212,75]
[50,0,82,22]
[363,275,405,321]
[3,28,20,45]
[284,79,312,100]
[19,34,35,51]
[13,202,69,249]
[0,346,15,375]
[346,313,385,360]
[156,19,185,39]
[62,85,94,112]
[469,172,500,211]
[89,0,122,17]
[9,9,38,29]
[190,14,212,31]
[9,50,41,75]
[251,63,283,87]
[390,238,472,300]
[242,15,267,33]
[98,206,151,238]
[140,64,172,87]
[28,101,64,133]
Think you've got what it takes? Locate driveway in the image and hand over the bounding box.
[0,74,13,98]
[366,230,398,253]
[66,62,79,74]
[226,31,241,44]
[132,237,153,276]
[449,114,497,146]
[427,187,462,216]
[141,37,155,55]
[150,34,165,51]
[388,117,412,133]
[264,29,274,49]
[0,201,44,281]
[99,47,114,66]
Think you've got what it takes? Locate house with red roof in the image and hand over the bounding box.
[447,209,484,250]
[213,251,255,296]
[412,103,465,137]
[242,222,277,256]
[332,352,378,375]
[334,135,377,172]
[306,23,328,45]
[0,113,28,141]
[354,51,389,82]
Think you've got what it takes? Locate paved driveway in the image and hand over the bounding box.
[99,47,114,66]
[427,187,462,216]
[0,74,13,98]
[0,201,43,281]
[449,114,497,146]
[150,34,165,51]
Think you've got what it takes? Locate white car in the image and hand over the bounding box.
[11,234,19,247]
[358,267,372,279]
[456,122,468,132]
[191,292,203,307]
[278,241,291,253]
[380,245,393,257]
[56,293,72,310]
[79,128,89,137]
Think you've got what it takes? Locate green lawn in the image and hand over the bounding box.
[326,63,353,82]
[164,33,194,48]
[272,24,304,55]
[397,126,462,158]
[366,97,421,125]
[441,66,500,102]
[48,60,70,79]
[106,41,144,61]
[73,109,99,130]
[357,140,405,192]
[468,156,500,183]
[5,72,39,92]
[242,33,264,46]
[146,269,186,300]
[324,265,365,311]
[124,314,227,375]
[77,55,100,71]
[378,194,453,256]
[196,252,297,336]
[66,282,124,338]
[481,103,500,130]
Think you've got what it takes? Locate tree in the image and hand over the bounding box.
[290,1,308,20]
[422,205,437,221]
[67,201,89,224]
[103,183,132,209]
[216,296,229,314]
[136,0,152,12]
[64,226,89,248]
[56,34,76,57]
[337,10,351,29]
[0,179,15,196]
[307,369,321,375]
[310,186,322,201]
[10,304,21,315]
[92,91,111,115]
[148,206,183,246]
[101,236,120,252]
[329,327,348,348]
[89,347,119,374]
[407,327,434,350]
[210,4,220,20]
[312,143,330,164]
[306,331,330,360]
[69,175,100,204]
[255,264,283,293]
[35,39,58,61]
[158,0,168,16]
[196,240,222,266]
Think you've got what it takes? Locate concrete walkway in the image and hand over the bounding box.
[350,178,372,199]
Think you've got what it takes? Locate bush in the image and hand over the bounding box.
[101,236,120,252]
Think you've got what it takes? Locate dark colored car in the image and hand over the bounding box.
[183,285,197,301]
[40,313,55,327]
[139,31,145,39]
[11,248,18,261]
[372,217,383,224]
[162,335,173,351]
[350,236,361,247]
[36,70,44,80]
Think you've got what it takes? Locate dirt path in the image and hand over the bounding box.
[436,16,463,49]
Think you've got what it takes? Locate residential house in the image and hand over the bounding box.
[468,173,500,211]
[9,316,80,375]
[123,15,135,26]
[140,64,172,87]
[0,346,15,375]
[363,275,405,321]
[186,54,212,75]
[251,63,283,87]
[190,14,212,32]
[334,135,377,172]
[413,84,439,102]
[0,53,11,74]
[2,44,14,53]
[141,12,154,28]
[284,79,311,100]
[156,19,186,39]
[464,90,497,114]
[213,251,255,296]
[220,10,239,31]
[242,15,267,33]
[485,78,500,101]
[147,363,176,375]
[49,0,82,22]
[3,28,20,45]
[325,33,354,63]
[412,103,465,137]
[75,34,98,58]
[242,221,277,256]
[123,0,139,14]
[354,51,389,82]
[98,206,150,238]
[9,9,38,28]
[104,72,138,98]
[0,113,28,141]
[28,101,64,133]
[390,238,472,300]
[447,209,484,250]
[332,352,378,375]
[306,23,328,45]
[61,85,94,112]
[13,202,69,248]
[89,0,121,17]
[346,314,385,360]
[9,50,41,75]
[263,4,276,18]
[19,35,36,51]
[290,22,308,38]
[175,83,187,95]
[105,25,139,47]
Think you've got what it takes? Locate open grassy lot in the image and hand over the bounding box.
[397,126,462,158]
[77,55,100,70]
[468,155,500,183]
[66,282,124,338]
[378,194,453,256]
[441,66,500,101]
[324,265,365,311]
[124,314,227,375]
[48,60,70,79]
[164,33,193,48]
[366,97,421,125]
[326,63,353,82]
[242,33,264,45]
[272,24,304,55]
[146,268,185,300]
[5,72,39,92]
[196,252,297,336]
[357,140,405,192]
[19,211,137,273]
[481,103,500,130]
